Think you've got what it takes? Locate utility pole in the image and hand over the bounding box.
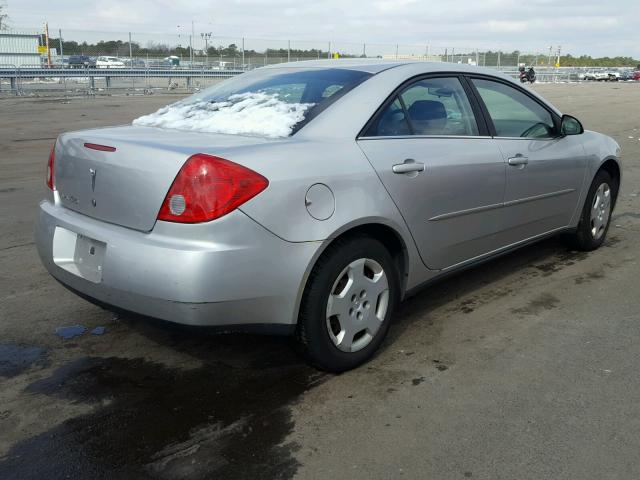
[201,32,211,66]
[44,22,52,67]
[328,41,331,60]
[556,45,561,67]
[191,20,194,65]
[241,37,245,68]
[58,29,64,66]
[128,32,133,65]
[548,45,552,67]
[287,40,291,62]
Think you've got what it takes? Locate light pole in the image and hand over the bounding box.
[176,25,183,62]
[201,32,212,66]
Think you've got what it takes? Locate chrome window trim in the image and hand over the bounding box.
[492,136,561,141]
[357,135,493,141]
[358,135,562,141]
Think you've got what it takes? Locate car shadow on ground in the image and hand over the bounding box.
[388,236,594,344]
[0,234,619,480]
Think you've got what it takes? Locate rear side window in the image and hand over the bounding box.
[365,77,479,137]
[471,79,556,138]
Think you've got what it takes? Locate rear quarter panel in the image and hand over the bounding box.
[232,138,431,290]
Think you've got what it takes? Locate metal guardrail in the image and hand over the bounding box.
[0,64,635,95]
[0,66,245,77]
[0,65,244,94]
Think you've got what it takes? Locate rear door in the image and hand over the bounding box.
[358,75,507,270]
[469,78,587,243]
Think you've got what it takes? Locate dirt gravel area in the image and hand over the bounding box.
[0,82,639,479]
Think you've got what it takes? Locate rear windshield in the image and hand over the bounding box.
[133,68,372,138]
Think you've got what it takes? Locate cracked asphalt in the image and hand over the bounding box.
[1,82,639,479]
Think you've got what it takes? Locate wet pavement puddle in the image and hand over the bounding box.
[0,328,325,480]
[55,325,87,340]
[0,344,49,378]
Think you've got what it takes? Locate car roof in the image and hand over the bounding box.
[262,59,511,76]
[262,59,410,73]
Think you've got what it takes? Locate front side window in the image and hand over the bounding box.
[472,79,556,138]
[365,77,479,137]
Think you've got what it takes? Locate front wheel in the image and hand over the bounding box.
[565,170,616,251]
[294,235,400,372]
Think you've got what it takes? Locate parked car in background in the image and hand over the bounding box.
[606,71,620,81]
[592,71,610,81]
[96,56,126,68]
[619,70,634,81]
[633,71,640,81]
[37,61,622,372]
[163,56,180,67]
[578,71,595,81]
[68,55,96,68]
[123,58,146,68]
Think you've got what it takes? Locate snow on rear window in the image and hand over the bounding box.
[132,92,314,138]
[132,68,372,137]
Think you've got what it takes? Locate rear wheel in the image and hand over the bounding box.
[295,235,400,372]
[565,170,616,251]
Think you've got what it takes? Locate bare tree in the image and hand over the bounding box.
[0,2,9,30]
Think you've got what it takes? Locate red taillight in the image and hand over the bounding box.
[46,142,56,190]
[157,154,269,223]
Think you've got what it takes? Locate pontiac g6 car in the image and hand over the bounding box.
[36,61,621,371]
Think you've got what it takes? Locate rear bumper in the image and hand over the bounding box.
[36,199,321,327]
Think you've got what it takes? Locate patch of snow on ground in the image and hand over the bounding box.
[132,92,314,138]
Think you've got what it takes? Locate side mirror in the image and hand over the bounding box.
[561,114,584,136]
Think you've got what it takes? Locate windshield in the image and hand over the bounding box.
[133,68,372,138]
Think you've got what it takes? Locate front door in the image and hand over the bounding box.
[470,78,587,244]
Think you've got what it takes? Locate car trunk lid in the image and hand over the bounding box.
[54,125,279,232]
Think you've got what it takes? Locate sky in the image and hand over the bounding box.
[3,0,639,58]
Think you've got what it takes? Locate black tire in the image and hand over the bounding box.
[294,235,400,372]
[565,169,617,251]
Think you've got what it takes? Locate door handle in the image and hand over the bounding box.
[392,159,425,174]
[508,155,529,167]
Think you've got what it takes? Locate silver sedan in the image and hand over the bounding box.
[36,60,621,371]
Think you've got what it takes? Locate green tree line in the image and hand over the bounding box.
[41,37,639,67]
[42,36,340,59]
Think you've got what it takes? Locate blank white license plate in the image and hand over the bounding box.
[53,227,106,283]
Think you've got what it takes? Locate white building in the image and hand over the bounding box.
[0,31,42,67]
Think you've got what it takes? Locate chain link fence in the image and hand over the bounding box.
[1,28,637,96]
